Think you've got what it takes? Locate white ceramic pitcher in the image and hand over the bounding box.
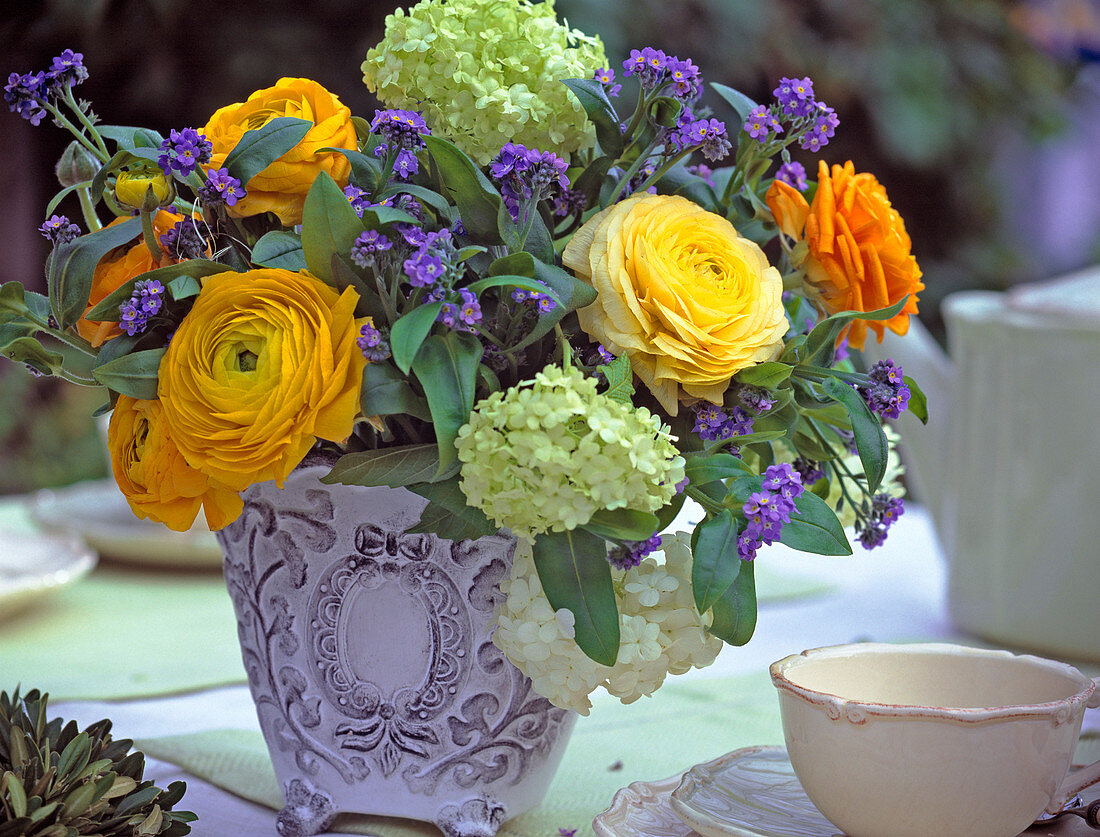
[866,266,1100,662]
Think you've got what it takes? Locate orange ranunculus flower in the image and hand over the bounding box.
[562,194,788,414]
[202,78,358,226]
[766,160,923,350]
[77,210,182,347]
[108,395,243,532]
[157,268,365,492]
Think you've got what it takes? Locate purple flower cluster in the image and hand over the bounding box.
[490,142,570,222]
[119,279,165,336]
[693,388,773,443]
[792,457,825,485]
[350,229,393,270]
[744,105,783,141]
[4,71,47,125]
[607,534,663,570]
[858,359,910,420]
[39,215,80,246]
[593,67,622,97]
[552,187,588,219]
[511,286,557,314]
[157,128,212,177]
[371,109,430,180]
[676,116,731,162]
[856,494,905,549]
[5,50,88,125]
[437,288,482,332]
[737,464,805,561]
[687,163,716,188]
[159,218,207,260]
[741,76,840,152]
[200,168,244,206]
[622,48,702,102]
[356,322,391,362]
[776,160,808,191]
[693,403,751,443]
[403,228,456,288]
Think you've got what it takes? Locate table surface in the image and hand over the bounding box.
[5,498,1097,836]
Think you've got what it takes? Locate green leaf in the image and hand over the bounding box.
[412,331,482,477]
[406,475,497,540]
[706,558,757,646]
[466,273,561,305]
[582,508,659,541]
[358,360,431,421]
[377,181,454,216]
[532,259,597,312]
[691,509,743,613]
[85,259,226,321]
[48,217,142,329]
[532,528,620,666]
[424,135,504,243]
[0,282,31,322]
[489,252,535,278]
[574,156,617,207]
[325,147,383,189]
[360,205,418,230]
[597,352,634,405]
[330,254,387,323]
[779,489,853,556]
[0,335,60,376]
[322,444,453,488]
[96,125,165,150]
[710,82,760,123]
[684,452,753,485]
[561,78,624,157]
[168,274,201,301]
[301,171,365,287]
[649,95,683,128]
[224,117,312,186]
[822,376,889,493]
[92,347,165,400]
[904,375,929,424]
[801,296,909,366]
[251,231,306,271]
[653,163,718,210]
[735,361,792,389]
[390,302,444,375]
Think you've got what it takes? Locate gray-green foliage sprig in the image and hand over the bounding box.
[0,688,196,836]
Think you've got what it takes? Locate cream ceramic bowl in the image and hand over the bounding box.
[771,643,1100,837]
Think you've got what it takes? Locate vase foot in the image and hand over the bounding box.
[435,796,507,837]
[276,778,337,837]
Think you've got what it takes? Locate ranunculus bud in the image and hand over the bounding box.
[115,168,174,210]
[55,140,100,188]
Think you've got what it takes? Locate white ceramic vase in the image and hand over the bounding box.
[217,456,576,836]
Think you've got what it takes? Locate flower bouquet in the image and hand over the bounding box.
[4,0,925,737]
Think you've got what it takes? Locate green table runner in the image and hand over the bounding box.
[137,670,784,837]
[0,496,245,699]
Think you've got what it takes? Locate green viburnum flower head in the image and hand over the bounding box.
[456,365,685,540]
[362,0,607,165]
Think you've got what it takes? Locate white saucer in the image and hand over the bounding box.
[0,527,97,620]
[30,480,222,569]
[593,746,838,837]
[670,746,839,837]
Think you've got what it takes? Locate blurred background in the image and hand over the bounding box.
[1,0,1098,495]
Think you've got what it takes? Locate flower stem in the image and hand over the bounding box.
[77,187,101,232]
[42,100,108,162]
[62,87,109,157]
[140,209,163,261]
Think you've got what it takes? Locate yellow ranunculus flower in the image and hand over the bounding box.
[157,268,365,491]
[202,78,358,226]
[108,395,243,532]
[114,168,173,210]
[562,194,788,414]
